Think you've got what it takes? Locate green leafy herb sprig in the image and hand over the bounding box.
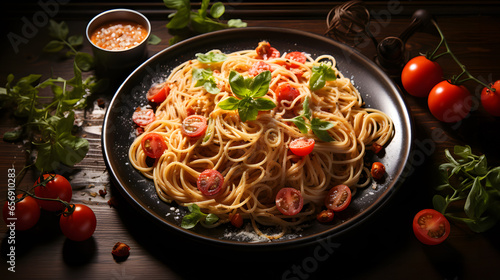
[218,70,276,122]
[164,0,247,44]
[309,62,337,91]
[181,204,219,229]
[433,145,500,233]
[192,68,220,94]
[0,21,106,173]
[283,97,335,142]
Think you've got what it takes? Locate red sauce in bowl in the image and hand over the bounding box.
[90,21,148,51]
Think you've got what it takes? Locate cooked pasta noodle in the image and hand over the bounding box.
[128,42,394,239]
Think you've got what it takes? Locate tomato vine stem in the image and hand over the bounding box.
[428,20,495,91]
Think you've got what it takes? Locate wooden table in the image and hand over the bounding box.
[1,1,500,279]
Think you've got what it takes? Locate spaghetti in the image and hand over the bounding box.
[128,42,394,238]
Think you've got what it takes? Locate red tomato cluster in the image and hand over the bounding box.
[2,174,96,241]
[402,55,500,121]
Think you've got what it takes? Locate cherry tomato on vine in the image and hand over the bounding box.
[181,115,208,138]
[147,83,170,104]
[34,174,72,212]
[197,169,225,198]
[3,194,40,231]
[412,209,450,245]
[141,133,167,158]
[276,187,304,216]
[481,80,500,116]
[401,56,443,97]
[428,80,472,122]
[289,138,315,157]
[324,184,351,212]
[60,204,97,242]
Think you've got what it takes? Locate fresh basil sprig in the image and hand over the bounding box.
[218,70,276,122]
[164,0,247,44]
[433,145,500,233]
[284,97,335,142]
[309,62,337,91]
[192,68,220,94]
[196,51,227,64]
[181,204,219,229]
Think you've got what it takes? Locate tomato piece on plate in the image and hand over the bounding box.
[34,174,72,212]
[147,83,170,104]
[284,51,307,67]
[59,204,97,242]
[289,138,315,156]
[230,213,244,228]
[141,133,167,158]
[249,61,271,76]
[325,184,351,212]
[3,194,40,231]
[181,115,208,138]
[197,169,225,198]
[371,162,386,180]
[276,187,304,216]
[412,209,450,245]
[132,107,156,127]
[317,209,335,223]
[276,83,300,103]
[255,41,280,60]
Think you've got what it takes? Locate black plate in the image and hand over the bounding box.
[102,27,413,249]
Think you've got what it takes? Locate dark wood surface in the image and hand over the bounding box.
[1,1,500,279]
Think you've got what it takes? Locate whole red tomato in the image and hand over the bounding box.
[34,174,72,212]
[401,56,443,97]
[428,80,471,122]
[2,194,40,231]
[481,80,500,116]
[60,204,97,241]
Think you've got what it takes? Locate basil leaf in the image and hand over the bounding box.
[205,213,219,225]
[291,116,308,134]
[432,194,447,213]
[309,63,336,91]
[67,35,83,47]
[238,97,259,122]
[192,68,219,94]
[218,97,240,110]
[181,204,219,229]
[310,118,335,142]
[253,97,276,111]
[302,97,312,120]
[486,167,500,191]
[196,51,227,64]
[210,2,225,19]
[228,70,248,98]
[227,19,247,28]
[249,70,271,97]
[43,40,64,53]
[464,177,489,219]
[148,34,162,45]
[75,52,94,72]
[48,20,68,40]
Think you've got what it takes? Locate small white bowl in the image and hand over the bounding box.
[86,9,151,74]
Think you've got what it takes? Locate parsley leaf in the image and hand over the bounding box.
[309,63,337,91]
[192,68,220,94]
[181,204,219,229]
[218,70,275,122]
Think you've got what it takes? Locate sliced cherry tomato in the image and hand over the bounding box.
[147,83,170,104]
[401,56,443,97]
[289,138,315,156]
[230,213,244,228]
[371,162,386,180]
[428,80,471,122]
[141,133,167,158]
[255,41,280,60]
[481,80,500,116]
[325,184,351,212]
[249,61,271,76]
[371,142,383,154]
[60,204,97,242]
[197,169,225,198]
[276,83,301,103]
[181,115,208,138]
[275,187,304,216]
[412,209,450,245]
[132,107,156,127]
[316,209,335,223]
[3,194,40,231]
[34,174,72,212]
[284,51,307,67]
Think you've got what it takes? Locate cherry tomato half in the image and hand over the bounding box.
[284,51,307,67]
[34,174,72,212]
[197,169,225,198]
[289,138,315,156]
[371,162,386,180]
[276,83,301,103]
[230,213,244,228]
[256,41,280,60]
[481,80,500,116]
[428,80,471,122]
[60,204,97,242]
[132,107,156,127]
[401,56,443,97]
[412,209,450,245]
[141,133,167,158]
[317,209,335,223]
[147,83,170,104]
[3,194,40,231]
[181,115,208,138]
[249,61,271,77]
[325,184,351,212]
[276,187,304,216]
